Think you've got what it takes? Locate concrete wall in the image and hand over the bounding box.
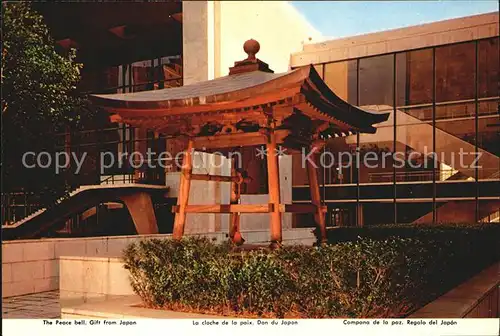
[2,235,156,298]
[291,12,499,67]
[2,240,60,299]
[59,256,134,309]
[183,1,216,85]
[183,1,322,81]
[2,228,315,298]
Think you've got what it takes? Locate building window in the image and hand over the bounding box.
[359,55,394,106]
[478,37,500,99]
[435,42,476,102]
[396,48,434,106]
[294,37,500,225]
[324,60,357,104]
[313,64,324,79]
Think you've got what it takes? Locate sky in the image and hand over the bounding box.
[290,1,499,39]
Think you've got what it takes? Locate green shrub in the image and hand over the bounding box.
[124,237,233,309]
[229,252,294,317]
[123,224,499,318]
[321,223,500,292]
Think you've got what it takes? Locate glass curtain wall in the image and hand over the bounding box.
[311,36,499,225]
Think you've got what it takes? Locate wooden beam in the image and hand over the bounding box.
[295,101,334,123]
[229,158,243,245]
[306,148,327,244]
[295,99,353,133]
[311,139,327,152]
[190,173,248,183]
[192,130,290,149]
[189,110,264,125]
[172,138,193,239]
[171,203,329,214]
[282,133,313,153]
[110,114,122,123]
[315,121,332,134]
[266,127,282,246]
[172,204,274,213]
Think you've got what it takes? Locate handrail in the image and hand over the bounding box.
[368,170,457,182]
[100,174,138,185]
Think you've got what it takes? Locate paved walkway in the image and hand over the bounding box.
[2,290,60,319]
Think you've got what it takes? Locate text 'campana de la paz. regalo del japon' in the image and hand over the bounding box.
[90,39,388,247]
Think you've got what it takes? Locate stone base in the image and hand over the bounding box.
[61,295,223,319]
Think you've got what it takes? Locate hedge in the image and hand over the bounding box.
[123,224,500,318]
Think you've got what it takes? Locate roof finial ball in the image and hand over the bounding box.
[243,39,260,60]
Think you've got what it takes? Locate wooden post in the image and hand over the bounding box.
[229,158,243,245]
[306,147,327,244]
[266,129,282,247]
[173,139,194,239]
[357,204,364,228]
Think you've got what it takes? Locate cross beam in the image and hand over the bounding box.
[171,203,327,214]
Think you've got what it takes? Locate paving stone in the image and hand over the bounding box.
[2,290,60,319]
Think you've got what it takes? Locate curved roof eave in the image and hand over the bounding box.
[304,66,390,127]
[90,67,309,110]
[90,65,389,132]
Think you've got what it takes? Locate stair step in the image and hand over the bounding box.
[5,183,168,229]
[5,184,84,227]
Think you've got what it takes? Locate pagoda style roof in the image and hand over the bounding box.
[92,70,291,108]
[91,40,389,142]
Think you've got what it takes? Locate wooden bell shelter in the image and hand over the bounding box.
[91,39,388,246]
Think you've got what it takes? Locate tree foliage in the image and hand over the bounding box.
[2,2,86,200]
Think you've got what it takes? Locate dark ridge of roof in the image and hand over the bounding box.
[305,65,389,128]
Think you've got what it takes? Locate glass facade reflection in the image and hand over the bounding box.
[56,55,184,185]
[293,37,500,226]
